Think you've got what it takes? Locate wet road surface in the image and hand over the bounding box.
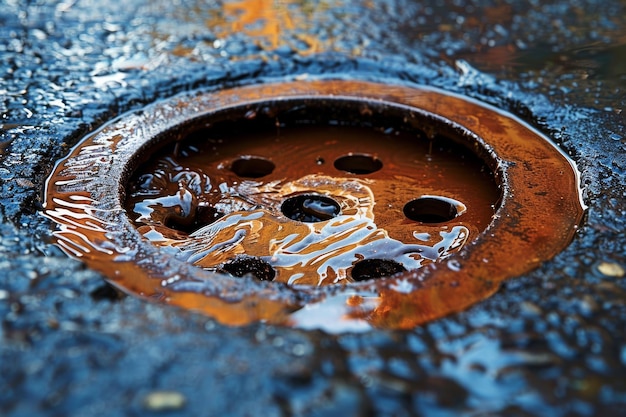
[1,0,625,415]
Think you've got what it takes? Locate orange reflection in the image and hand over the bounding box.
[223,0,294,48]
[210,0,324,53]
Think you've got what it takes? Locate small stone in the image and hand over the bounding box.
[520,301,542,316]
[15,178,34,188]
[143,391,186,411]
[596,262,625,278]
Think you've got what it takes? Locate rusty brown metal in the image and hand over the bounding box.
[43,80,585,331]
[124,118,498,286]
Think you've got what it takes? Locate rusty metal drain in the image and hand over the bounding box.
[43,80,585,331]
[125,110,496,286]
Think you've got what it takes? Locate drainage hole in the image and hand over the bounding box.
[281,194,341,223]
[351,259,407,281]
[334,153,382,174]
[164,205,223,233]
[403,197,459,223]
[219,256,276,281]
[230,156,275,178]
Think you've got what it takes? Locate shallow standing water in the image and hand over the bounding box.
[126,123,497,285]
[1,0,625,415]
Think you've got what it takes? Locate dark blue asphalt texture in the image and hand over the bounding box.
[1,1,625,415]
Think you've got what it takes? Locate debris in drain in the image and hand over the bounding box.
[351,259,407,281]
[43,80,585,330]
[219,256,276,281]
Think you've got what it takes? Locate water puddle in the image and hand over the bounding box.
[126,123,497,286]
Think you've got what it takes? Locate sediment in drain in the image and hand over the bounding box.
[125,119,499,286]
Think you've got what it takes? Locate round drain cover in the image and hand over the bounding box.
[43,80,585,331]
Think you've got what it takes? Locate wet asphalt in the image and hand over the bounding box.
[1,0,625,415]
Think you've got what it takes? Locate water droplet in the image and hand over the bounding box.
[447,259,462,271]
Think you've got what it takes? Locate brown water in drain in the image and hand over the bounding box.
[125,124,499,286]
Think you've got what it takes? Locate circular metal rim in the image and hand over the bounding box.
[43,79,585,330]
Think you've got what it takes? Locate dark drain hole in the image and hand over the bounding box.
[230,156,275,178]
[334,154,382,174]
[403,197,458,223]
[165,206,223,233]
[281,195,341,223]
[220,256,276,281]
[351,259,407,281]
